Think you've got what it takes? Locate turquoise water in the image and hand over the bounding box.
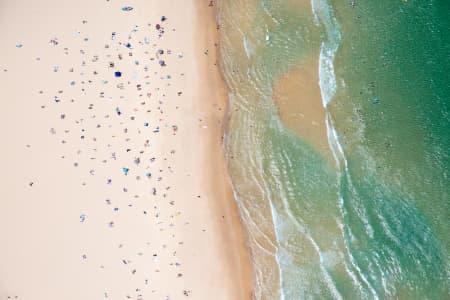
[218,0,450,299]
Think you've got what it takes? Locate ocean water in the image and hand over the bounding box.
[217,0,450,299]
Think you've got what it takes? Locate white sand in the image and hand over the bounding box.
[0,0,252,299]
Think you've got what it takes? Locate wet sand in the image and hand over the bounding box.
[0,0,252,299]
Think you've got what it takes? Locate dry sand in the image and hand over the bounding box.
[0,0,252,299]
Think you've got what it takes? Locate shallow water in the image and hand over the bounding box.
[217,0,450,299]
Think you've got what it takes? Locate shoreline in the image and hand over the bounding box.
[189,1,254,298]
[0,0,253,298]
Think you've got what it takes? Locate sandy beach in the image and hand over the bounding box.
[0,0,252,299]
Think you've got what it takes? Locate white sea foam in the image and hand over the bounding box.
[269,200,286,300]
[243,36,252,58]
[312,1,379,299]
[311,0,342,107]
[319,43,339,107]
[272,172,344,300]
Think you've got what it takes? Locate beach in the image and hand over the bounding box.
[0,0,252,299]
[2,0,449,298]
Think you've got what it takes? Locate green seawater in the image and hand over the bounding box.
[217,0,450,299]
